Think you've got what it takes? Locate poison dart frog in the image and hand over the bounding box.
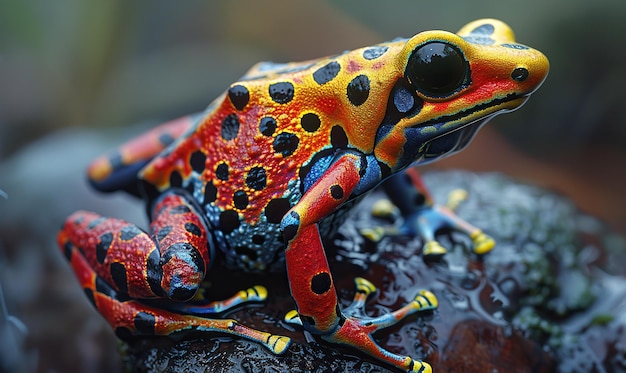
[58,19,548,372]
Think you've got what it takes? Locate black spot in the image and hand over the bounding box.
[158,133,175,146]
[414,193,426,207]
[146,249,164,297]
[245,166,267,190]
[110,262,128,293]
[273,132,299,157]
[363,46,389,60]
[283,223,298,242]
[156,225,172,241]
[330,125,348,148]
[311,272,332,294]
[301,113,321,132]
[96,232,113,263]
[268,82,294,104]
[190,151,206,173]
[83,288,96,307]
[221,113,240,141]
[471,23,495,35]
[313,61,340,85]
[228,84,249,111]
[301,315,315,327]
[120,225,142,241]
[330,185,344,200]
[347,75,370,106]
[170,205,191,214]
[134,311,156,334]
[115,327,133,341]
[169,171,183,188]
[63,241,73,260]
[259,117,276,136]
[252,234,265,245]
[184,222,202,236]
[88,217,106,230]
[219,210,240,234]
[233,190,249,210]
[235,246,258,260]
[215,162,229,181]
[204,181,217,204]
[95,276,117,299]
[73,215,85,225]
[264,198,291,224]
[511,67,529,82]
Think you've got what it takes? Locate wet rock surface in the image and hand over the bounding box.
[120,171,626,372]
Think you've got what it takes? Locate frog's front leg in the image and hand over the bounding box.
[282,153,437,372]
[381,168,495,256]
[58,191,290,354]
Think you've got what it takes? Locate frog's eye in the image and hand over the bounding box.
[406,42,468,98]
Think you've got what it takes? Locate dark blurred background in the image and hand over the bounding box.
[1,1,625,372]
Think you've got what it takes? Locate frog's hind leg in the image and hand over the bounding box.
[381,167,495,256]
[62,240,290,354]
[87,114,199,196]
[59,192,212,301]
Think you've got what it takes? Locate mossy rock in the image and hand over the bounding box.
[121,171,626,372]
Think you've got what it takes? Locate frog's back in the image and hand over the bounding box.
[139,43,405,270]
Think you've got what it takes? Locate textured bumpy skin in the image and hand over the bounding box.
[59,19,548,372]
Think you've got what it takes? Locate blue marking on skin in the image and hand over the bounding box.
[501,43,529,50]
[353,155,382,195]
[280,211,300,241]
[393,85,415,113]
[166,273,197,299]
[303,154,333,192]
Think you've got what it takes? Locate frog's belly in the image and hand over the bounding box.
[202,179,359,273]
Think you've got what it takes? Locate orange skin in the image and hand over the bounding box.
[59,19,548,372]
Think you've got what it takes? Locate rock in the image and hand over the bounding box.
[120,171,626,372]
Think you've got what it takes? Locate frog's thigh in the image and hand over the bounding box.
[87,114,196,195]
[58,192,212,301]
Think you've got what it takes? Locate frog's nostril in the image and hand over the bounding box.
[511,67,529,82]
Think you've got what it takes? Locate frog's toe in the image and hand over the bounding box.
[423,240,447,256]
[471,231,495,255]
[412,360,433,373]
[414,289,438,310]
[284,309,302,326]
[267,335,291,355]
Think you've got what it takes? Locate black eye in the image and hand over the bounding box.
[406,42,468,98]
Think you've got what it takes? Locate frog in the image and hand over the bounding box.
[58,19,548,372]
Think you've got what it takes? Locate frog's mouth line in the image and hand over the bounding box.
[412,92,527,129]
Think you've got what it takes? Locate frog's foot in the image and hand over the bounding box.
[412,204,495,257]
[366,190,495,256]
[65,242,291,354]
[286,278,437,372]
[170,285,268,315]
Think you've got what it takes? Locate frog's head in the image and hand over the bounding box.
[374,19,549,172]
